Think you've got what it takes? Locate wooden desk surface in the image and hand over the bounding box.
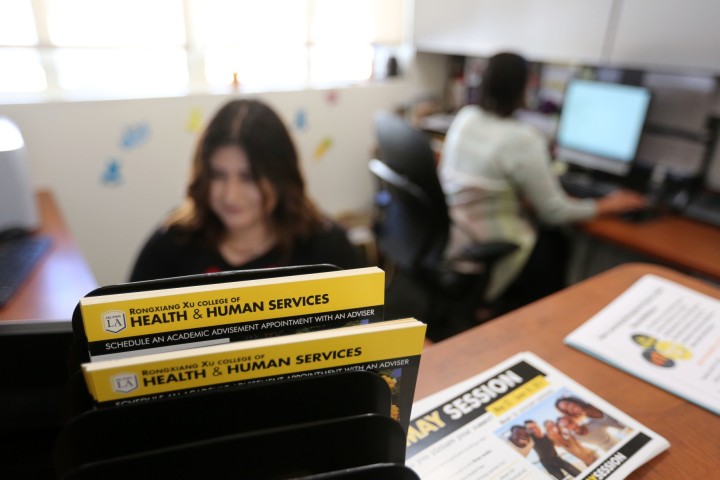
[0,191,97,322]
[579,214,720,282]
[415,263,719,479]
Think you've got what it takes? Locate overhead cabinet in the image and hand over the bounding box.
[414,0,720,73]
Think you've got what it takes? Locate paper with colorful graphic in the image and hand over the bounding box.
[564,274,720,415]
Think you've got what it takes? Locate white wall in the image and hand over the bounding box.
[0,80,428,287]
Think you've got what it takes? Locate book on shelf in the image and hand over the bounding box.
[564,274,720,415]
[78,266,385,361]
[405,352,669,480]
[80,317,427,433]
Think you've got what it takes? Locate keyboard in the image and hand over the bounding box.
[560,172,620,198]
[0,235,52,307]
[683,191,720,227]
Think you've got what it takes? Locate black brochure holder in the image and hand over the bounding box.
[54,370,392,477]
[294,463,421,480]
[54,264,416,479]
[60,414,407,480]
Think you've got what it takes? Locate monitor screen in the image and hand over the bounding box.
[555,79,651,176]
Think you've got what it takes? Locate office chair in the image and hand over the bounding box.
[370,111,518,341]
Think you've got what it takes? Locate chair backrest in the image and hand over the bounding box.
[374,111,447,209]
[371,112,449,273]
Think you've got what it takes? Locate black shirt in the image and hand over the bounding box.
[531,433,558,461]
[129,221,366,282]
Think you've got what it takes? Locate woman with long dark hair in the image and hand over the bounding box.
[129,99,363,281]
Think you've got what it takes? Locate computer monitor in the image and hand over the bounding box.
[555,79,651,177]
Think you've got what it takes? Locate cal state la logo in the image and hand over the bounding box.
[111,373,139,394]
[102,310,126,334]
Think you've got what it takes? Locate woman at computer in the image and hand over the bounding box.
[439,52,646,314]
[129,98,364,281]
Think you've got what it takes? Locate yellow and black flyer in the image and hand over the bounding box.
[82,318,426,432]
[79,267,384,360]
[405,352,669,480]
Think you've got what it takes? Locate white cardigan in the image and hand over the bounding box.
[439,105,596,301]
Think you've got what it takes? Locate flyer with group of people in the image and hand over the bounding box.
[405,352,669,480]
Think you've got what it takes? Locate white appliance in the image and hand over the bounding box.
[0,116,39,233]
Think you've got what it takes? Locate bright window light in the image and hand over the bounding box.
[191,0,308,88]
[0,0,405,96]
[46,0,185,47]
[189,0,306,47]
[309,0,375,84]
[0,49,47,92]
[311,0,373,44]
[54,48,188,94]
[204,46,307,89]
[369,0,405,44]
[309,44,373,85]
[0,0,38,46]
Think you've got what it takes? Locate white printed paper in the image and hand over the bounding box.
[564,274,720,415]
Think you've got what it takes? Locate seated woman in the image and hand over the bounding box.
[129,99,364,281]
[439,52,646,313]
